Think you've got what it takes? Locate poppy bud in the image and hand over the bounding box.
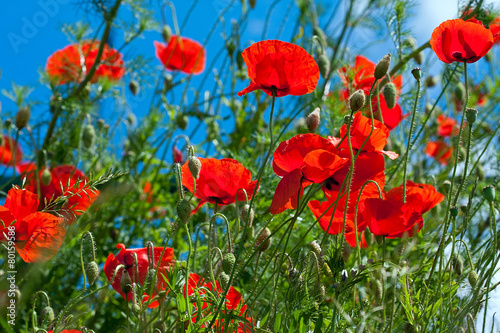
[411,67,422,81]
[306,107,321,132]
[42,306,55,322]
[404,322,417,333]
[129,79,140,96]
[341,241,352,262]
[465,108,478,124]
[383,82,397,109]
[317,54,330,79]
[425,76,438,88]
[452,253,463,276]
[454,82,465,103]
[177,199,192,224]
[15,106,31,129]
[144,268,157,291]
[374,54,391,80]
[41,168,52,186]
[482,185,496,203]
[313,26,327,48]
[82,124,96,148]
[219,272,230,290]
[162,25,172,43]
[85,261,100,286]
[248,0,256,9]
[468,270,478,288]
[176,113,188,130]
[132,303,141,314]
[188,156,202,179]
[255,227,271,252]
[222,253,235,274]
[349,89,365,112]
[120,270,133,294]
[450,206,459,217]
[240,203,255,228]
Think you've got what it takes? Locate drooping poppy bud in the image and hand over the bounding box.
[452,253,463,276]
[144,268,157,292]
[120,269,133,294]
[255,227,271,252]
[313,26,327,48]
[188,156,201,179]
[240,204,254,227]
[482,185,496,203]
[177,199,192,224]
[15,106,31,129]
[129,79,140,96]
[86,261,100,286]
[383,82,397,109]
[468,270,478,287]
[41,168,52,186]
[349,89,365,112]
[82,124,96,148]
[317,54,330,79]
[222,253,235,274]
[219,272,230,290]
[306,107,321,132]
[162,25,172,43]
[374,54,391,80]
[42,306,55,324]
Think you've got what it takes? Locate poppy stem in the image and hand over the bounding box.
[402,76,421,203]
[183,223,194,331]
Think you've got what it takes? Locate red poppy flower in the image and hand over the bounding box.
[271,134,348,214]
[436,114,458,137]
[430,19,493,63]
[186,273,253,332]
[322,151,386,214]
[103,243,174,308]
[154,36,205,75]
[237,40,319,97]
[491,17,500,44]
[182,158,258,213]
[172,145,184,163]
[0,188,65,263]
[386,181,444,214]
[362,198,424,238]
[425,140,452,165]
[20,164,100,224]
[46,41,125,84]
[0,135,22,166]
[339,56,404,130]
[338,111,398,159]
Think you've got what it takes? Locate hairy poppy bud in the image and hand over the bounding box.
[42,306,55,322]
[450,206,459,217]
[129,79,139,96]
[41,168,52,186]
[454,82,465,103]
[317,54,330,79]
[177,199,192,224]
[383,82,397,109]
[483,185,495,203]
[82,124,96,148]
[411,67,422,81]
[120,270,133,294]
[188,156,202,179]
[240,204,255,227]
[442,180,451,193]
[313,26,327,48]
[176,113,188,130]
[468,270,478,287]
[85,261,100,286]
[452,253,463,276]
[222,253,235,274]
[162,25,172,43]
[219,272,230,290]
[404,322,417,333]
[15,106,30,129]
[255,227,271,252]
[349,89,365,112]
[144,268,157,292]
[306,107,321,132]
[425,76,438,88]
[465,108,478,124]
[374,54,391,80]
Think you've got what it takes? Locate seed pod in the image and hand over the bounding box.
[219,272,230,290]
[120,270,133,294]
[255,227,271,252]
[317,54,330,79]
[222,253,235,274]
[483,185,495,203]
[162,25,172,43]
[411,67,422,81]
[349,89,365,112]
[41,168,52,186]
[129,79,139,96]
[306,107,321,132]
[15,106,31,129]
[450,206,459,218]
[374,54,391,80]
[42,306,55,322]
[240,204,254,227]
[452,253,463,276]
[465,108,478,124]
[188,156,202,179]
[468,270,478,287]
[383,82,397,109]
[85,261,100,286]
[177,199,192,224]
[82,124,96,148]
